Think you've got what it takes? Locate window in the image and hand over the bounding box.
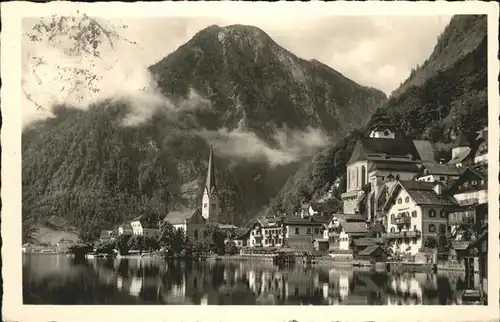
[361,165,366,185]
[440,176,445,181]
[439,224,446,234]
[396,174,400,181]
[405,197,410,203]
[412,238,417,245]
[307,228,311,235]
[447,225,452,234]
[397,198,402,204]
[411,211,417,218]
[314,228,319,234]
[429,224,436,233]
[440,210,447,218]
[203,203,208,208]
[295,227,299,235]
[413,225,417,231]
[429,209,436,218]
[390,227,395,233]
[194,230,199,240]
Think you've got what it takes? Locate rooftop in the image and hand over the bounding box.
[352,238,384,247]
[421,163,463,176]
[398,180,457,206]
[368,162,421,173]
[280,215,325,226]
[399,180,457,206]
[358,245,387,256]
[164,209,201,225]
[348,137,422,165]
[342,222,370,234]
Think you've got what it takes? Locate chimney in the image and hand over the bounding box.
[433,181,444,195]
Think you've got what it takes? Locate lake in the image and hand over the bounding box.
[23,254,479,305]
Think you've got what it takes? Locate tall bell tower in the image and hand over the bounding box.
[201,144,219,224]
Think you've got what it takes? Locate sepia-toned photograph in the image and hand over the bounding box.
[2,1,499,321]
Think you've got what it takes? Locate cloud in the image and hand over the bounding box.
[21,16,211,128]
[197,127,331,167]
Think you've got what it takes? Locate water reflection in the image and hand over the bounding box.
[23,254,475,305]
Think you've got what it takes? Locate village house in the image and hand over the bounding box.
[356,245,389,262]
[337,222,372,251]
[99,230,114,243]
[447,132,472,168]
[350,237,384,256]
[381,180,458,256]
[323,213,366,251]
[416,163,463,183]
[284,214,329,250]
[247,216,284,248]
[130,216,160,237]
[473,126,488,165]
[163,209,208,241]
[118,223,133,236]
[446,165,488,241]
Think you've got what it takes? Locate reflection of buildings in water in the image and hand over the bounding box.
[234,267,241,281]
[284,271,320,300]
[247,270,258,295]
[338,274,350,300]
[170,278,186,298]
[387,274,423,305]
[322,283,328,300]
[129,276,143,297]
[117,276,123,291]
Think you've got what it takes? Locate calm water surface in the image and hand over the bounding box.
[23,254,478,305]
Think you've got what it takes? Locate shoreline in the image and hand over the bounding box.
[22,252,476,273]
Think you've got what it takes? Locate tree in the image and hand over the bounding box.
[423,236,438,249]
[204,225,227,255]
[127,235,147,255]
[157,221,176,250]
[171,228,186,255]
[225,241,238,255]
[114,234,132,255]
[95,241,115,254]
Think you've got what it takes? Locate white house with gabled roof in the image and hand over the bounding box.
[381,180,458,255]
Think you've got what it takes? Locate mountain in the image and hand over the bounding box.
[22,24,386,241]
[271,14,488,215]
[149,24,385,139]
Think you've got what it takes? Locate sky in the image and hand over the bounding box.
[105,15,452,94]
[22,15,452,127]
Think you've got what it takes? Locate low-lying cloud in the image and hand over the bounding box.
[22,15,210,128]
[197,126,331,167]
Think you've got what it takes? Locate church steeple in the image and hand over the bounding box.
[202,143,219,224]
[205,143,216,195]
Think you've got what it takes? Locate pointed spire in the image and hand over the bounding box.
[205,143,216,194]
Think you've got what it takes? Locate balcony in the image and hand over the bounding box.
[392,216,411,226]
[449,210,475,226]
[383,230,421,239]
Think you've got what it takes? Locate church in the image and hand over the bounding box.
[163,144,221,241]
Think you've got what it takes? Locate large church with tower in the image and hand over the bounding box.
[163,144,224,241]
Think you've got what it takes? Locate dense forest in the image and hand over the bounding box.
[270,15,488,215]
[21,19,385,242]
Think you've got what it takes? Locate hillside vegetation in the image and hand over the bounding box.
[271,15,488,215]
